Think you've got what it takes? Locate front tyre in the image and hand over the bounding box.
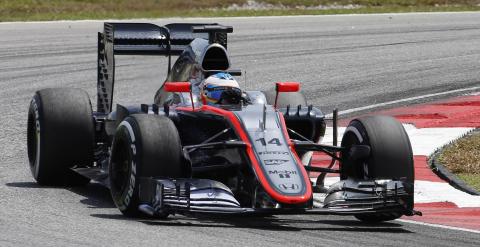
[341,116,414,222]
[109,114,185,217]
[27,88,94,186]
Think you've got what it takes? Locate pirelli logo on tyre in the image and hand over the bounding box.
[31,97,41,169]
[119,121,137,209]
[125,143,136,206]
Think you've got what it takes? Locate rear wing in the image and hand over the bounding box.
[97,22,233,113]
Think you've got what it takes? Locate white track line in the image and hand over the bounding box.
[325,86,480,117]
[396,219,480,234]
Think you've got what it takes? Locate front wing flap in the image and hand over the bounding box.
[137,178,420,217]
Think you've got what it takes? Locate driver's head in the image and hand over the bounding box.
[202,72,241,105]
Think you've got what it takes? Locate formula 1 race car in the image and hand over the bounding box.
[27,22,420,222]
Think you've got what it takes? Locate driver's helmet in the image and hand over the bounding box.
[201,72,241,105]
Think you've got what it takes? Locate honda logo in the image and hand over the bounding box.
[278,183,299,190]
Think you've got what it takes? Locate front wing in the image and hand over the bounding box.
[137,177,421,217]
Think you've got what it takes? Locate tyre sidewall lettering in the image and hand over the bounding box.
[27,88,94,186]
[118,121,138,210]
[31,96,41,177]
[123,143,137,207]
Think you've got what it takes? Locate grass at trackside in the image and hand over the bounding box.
[438,131,480,192]
[1,0,480,21]
[457,173,480,192]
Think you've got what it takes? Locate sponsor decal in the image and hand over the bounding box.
[256,137,282,146]
[264,159,289,166]
[268,170,297,179]
[278,183,300,190]
[258,151,289,155]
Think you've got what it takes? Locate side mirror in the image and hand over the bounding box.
[164,82,195,110]
[164,82,191,92]
[276,82,300,93]
[274,82,300,108]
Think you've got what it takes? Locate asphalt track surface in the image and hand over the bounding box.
[1,12,480,246]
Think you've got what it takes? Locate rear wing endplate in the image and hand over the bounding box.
[97,22,233,113]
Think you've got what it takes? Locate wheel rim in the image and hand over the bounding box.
[341,124,369,180]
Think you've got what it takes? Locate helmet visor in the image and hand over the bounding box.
[204,85,241,103]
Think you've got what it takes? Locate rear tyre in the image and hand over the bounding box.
[340,116,414,222]
[27,88,94,186]
[109,114,185,217]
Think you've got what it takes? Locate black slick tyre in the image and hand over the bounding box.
[341,116,414,222]
[27,88,94,186]
[109,114,185,217]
